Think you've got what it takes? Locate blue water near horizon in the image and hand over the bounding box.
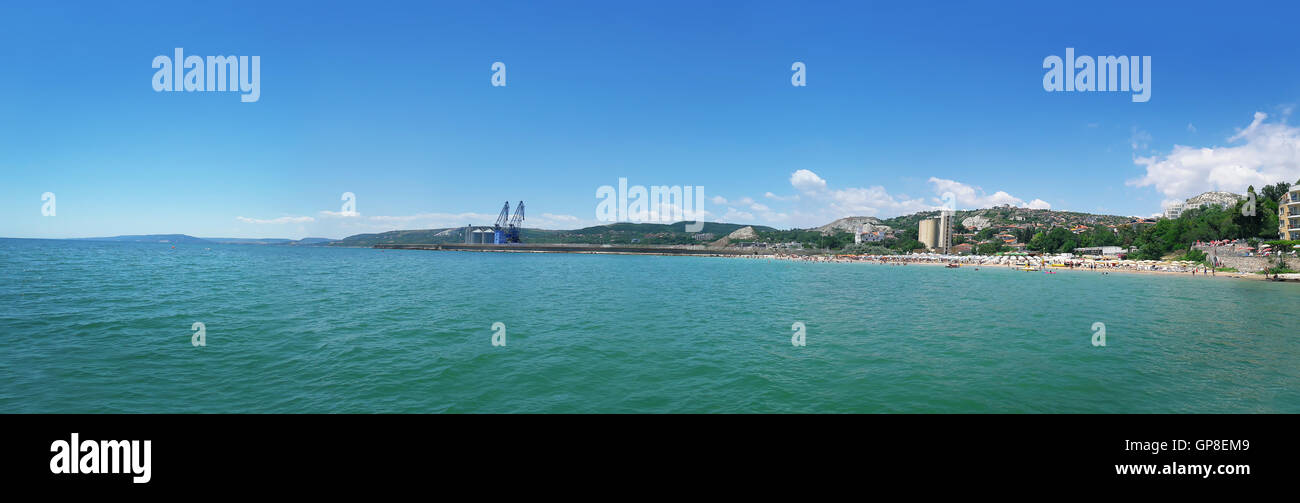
[1,238,1296,413]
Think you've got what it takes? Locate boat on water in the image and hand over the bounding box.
[946,263,961,268]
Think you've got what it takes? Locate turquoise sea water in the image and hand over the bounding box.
[1,238,1297,413]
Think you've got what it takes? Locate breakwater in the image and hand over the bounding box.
[373,243,768,256]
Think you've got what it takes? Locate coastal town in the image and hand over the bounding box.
[365,185,1300,282]
[724,186,1300,278]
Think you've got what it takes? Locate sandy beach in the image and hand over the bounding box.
[749,252,1300,282]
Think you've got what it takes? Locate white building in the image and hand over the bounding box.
[1164,191,1243,219]
[1074,246,1124,256]
[918,212,953,252]
[855,226,885,244]
[1163,202,1185,219]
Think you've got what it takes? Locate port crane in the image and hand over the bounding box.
[491,201,525,244]
[506,201,525,243]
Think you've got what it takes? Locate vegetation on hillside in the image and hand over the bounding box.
[330,179,1300,256]
[1023,180,1296,259]
[877,207,1132,233]
[730,229,855,250]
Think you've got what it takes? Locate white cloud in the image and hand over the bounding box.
[824,185,931,216]
[790,169,828,193]
[539,213,578,222]
[319,210,361,217]
[236,216,315,224]
[365,212,496,225]
[532,213,592,229]
[1131,127,1153,151]
[710,195,728,205]
[319,211,597,234]
[721,207,755,222]
[762,170,1052,227]
[764,191,799,202]
[1130,111,1300,202]
[926,177,1049,209]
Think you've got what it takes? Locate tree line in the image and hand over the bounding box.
[1025,180,1296,260]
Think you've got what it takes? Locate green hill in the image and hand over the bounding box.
[331,221,776,247]
[80,234,212,244]
[878,207,1135,232]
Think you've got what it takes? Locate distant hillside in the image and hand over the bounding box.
[80,234,212,244]
[816,216,888,235]
[332,221,777,247]
[538,222,777,245]
[204,238,293,245]
[204,237,336,245]
[878,207,1134,232]
[334,228,480,247]
[78,235,337,246]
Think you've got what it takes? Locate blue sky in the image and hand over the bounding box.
[4,0,1300,239]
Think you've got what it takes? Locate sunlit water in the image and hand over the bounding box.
[1,238,1296,413]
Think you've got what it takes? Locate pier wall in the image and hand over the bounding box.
[373,243,770,256]
[1214,255,1293,273]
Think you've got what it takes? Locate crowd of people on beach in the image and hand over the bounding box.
[754,252,1231,277]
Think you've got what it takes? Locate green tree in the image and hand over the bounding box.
[1261,182,1292,204]
[976,242,1005,255]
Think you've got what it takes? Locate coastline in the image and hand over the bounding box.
[761,253,1300,282]
[374,242,1300,282]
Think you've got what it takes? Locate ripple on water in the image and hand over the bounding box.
[0,240,1297,413]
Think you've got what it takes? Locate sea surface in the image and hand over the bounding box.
[1,238,1297,413]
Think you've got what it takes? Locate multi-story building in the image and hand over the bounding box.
[918,212,953,252]
[1164,191,1243,220]
[918,218,938,250]
[937,212,952,251]
[1163,202,1185,219]
[1186,191,1245,209]
[855,226,885,244]
[1074,246,1125,256]
[1281,188,1300,240]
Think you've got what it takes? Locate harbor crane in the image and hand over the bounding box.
[506,201,525,243]
[491,201,525,244]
